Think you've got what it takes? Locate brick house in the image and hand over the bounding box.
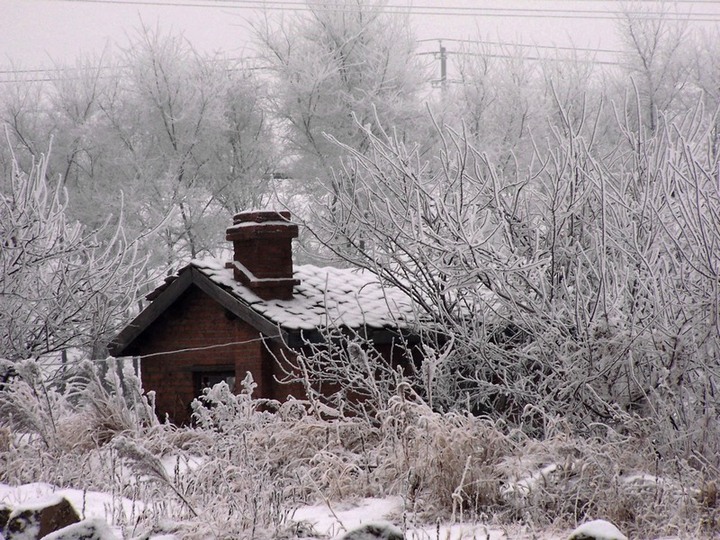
[110,210,418,424]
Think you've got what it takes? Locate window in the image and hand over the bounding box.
[193,369,236,397]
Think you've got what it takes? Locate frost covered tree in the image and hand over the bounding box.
[101,25,276,264]
[616,6,691,133]
[446,42,543,172]
[254,0,428,195]
[0,77,46,176]
[0,56,123,236]
[1,25,276,268]
[440,39,621,190]
[209,67,276,215]
[308,96,720,464]
[0,147,145,363]
[690,28,720,168]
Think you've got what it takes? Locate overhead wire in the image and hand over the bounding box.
[516,0,720,3]
[0,55,266,84]
[418,37,625,55]
[52,0,720,21]
[60,0,720,8]
[0,43,655,84]
[31,335,271,367]
[0,50,627,84]
[0,55,262,75]
[6,0,714,81]
[1,30,632,84]
[439,50,627,67]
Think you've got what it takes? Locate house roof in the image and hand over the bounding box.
[192,258,416,330]
[110,258,419,356]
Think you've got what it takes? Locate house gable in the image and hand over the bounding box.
[110,266,288,357]
[122,284,282,424]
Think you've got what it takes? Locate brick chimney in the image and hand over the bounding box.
[225,210,300,300]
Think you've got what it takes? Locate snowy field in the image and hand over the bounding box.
[0,482,586,539]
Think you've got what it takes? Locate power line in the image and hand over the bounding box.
[443,49,626,67]
[0,65,120,76]
[29,335,270,366]
[418,37,624,55]
[0,35,627,81]
[520,0,720,3]
[137,336,269,359]
[0,55,262,76]
[111,0,720,9]
[51,0,720,21]
[0,53,626,85]
[0,53,619,84]
[0,55,266,84]
[0,29,683,83]
[108,0,720,8]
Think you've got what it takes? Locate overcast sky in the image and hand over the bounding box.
[2,1,719,77]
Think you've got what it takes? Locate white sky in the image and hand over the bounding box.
[1,1,719,77]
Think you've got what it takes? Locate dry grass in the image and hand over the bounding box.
[1,366,719,539]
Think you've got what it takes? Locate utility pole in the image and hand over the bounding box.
[438,39,447,91]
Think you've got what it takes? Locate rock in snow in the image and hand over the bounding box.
[0,502,12,532]
[4,495,80,540]
[568,519,628,540]
[340,522,404,540]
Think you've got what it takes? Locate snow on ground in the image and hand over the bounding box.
[289,496,563,540]
[0,483,662,540]
[291,497,404,539]
[568,519,627,540]
[0,484,565,540]
[500,463,559,499]
[0,482,143,539]
[159,453,204,479]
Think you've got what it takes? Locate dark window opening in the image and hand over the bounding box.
[193,370,236,398]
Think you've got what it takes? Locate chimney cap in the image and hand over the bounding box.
[232,210,292,225]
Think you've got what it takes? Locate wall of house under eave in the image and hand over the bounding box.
[265,339,307,403]
[134,285,269,424]
[261,337,423,416]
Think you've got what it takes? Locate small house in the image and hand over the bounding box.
[110,210,418,423]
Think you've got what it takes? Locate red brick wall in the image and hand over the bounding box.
[231,236,295,280]
[130,284,418,423]
[265,340,307,402]
[134,286,274,424]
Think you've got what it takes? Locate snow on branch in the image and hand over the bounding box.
[1,142,147,364]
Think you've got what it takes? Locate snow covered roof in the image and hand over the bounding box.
[190,258,417,331]
[110,256,421,357]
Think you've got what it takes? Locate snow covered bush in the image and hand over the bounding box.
[0,145,146,363]
[0,358,159,484]
[0,358,155,451]
[273,328,414,421]
[183,368,716,536]
[309,96,720,472]
[190,372,281,432]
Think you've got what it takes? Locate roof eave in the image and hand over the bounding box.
[190,267,288,343]
[108,267,194,357]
